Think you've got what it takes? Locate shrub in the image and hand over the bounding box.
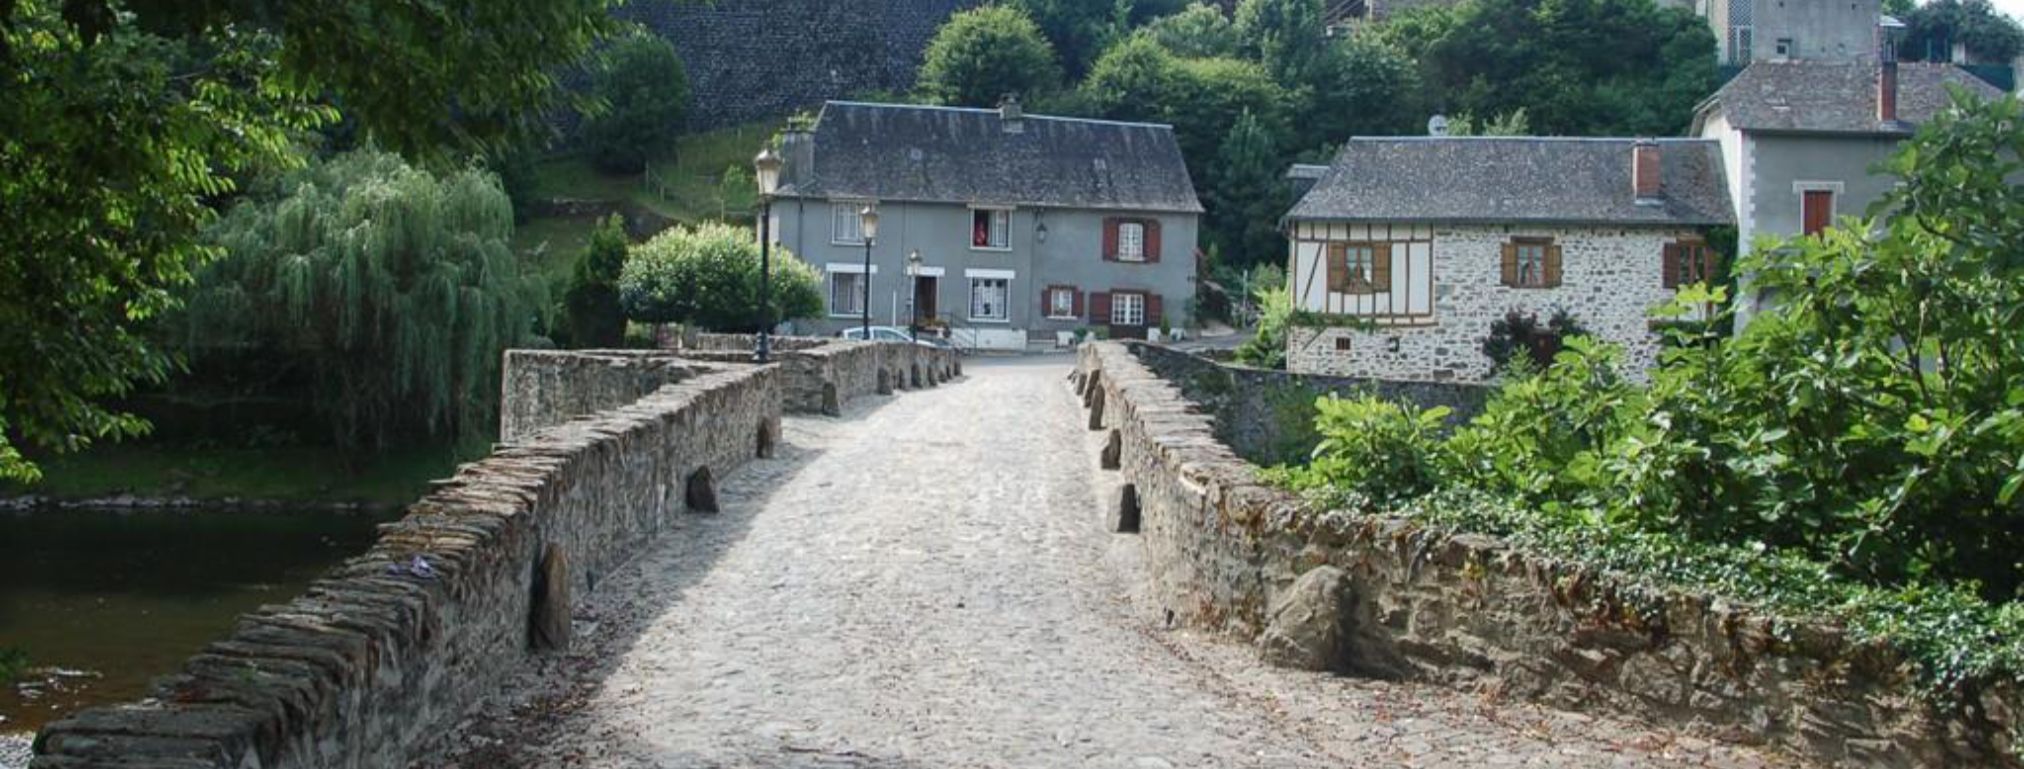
[1232,285,1291,369]
[1293,394,1453,508]
[559,215,628,349]
[618,223,822,333]
[1481,308,1588,374]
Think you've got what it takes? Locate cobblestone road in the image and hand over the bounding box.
[424,357,1798,769]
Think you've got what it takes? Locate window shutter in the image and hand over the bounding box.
[1146,293,1164,327]
[1371,243,1393,291]
[1102,218,1119,261]
[1661,243,1681,289]
[1145,219,1162,263]
[1326,243,1348,293]
[1042,289,1053,319]
[1500,243,1518,287]
[1544,244,1563,288]
[1091,291,1112,323]
[1073,289,1085,318]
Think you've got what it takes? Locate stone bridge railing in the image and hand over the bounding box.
[29,338,959,769]
[1073,340,2019,768]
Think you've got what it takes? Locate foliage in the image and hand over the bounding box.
[560,215,630,349]
[1482,308,1587,373]
[1446,108,1533,136]
[917,5,1064,107]
[1234,0,1328,83]
[1002,0,1184,75]
[1290,395,1454,508]
[618,222,823,332]
[583,31,691,172]
[1083,37,1292,178]
[1205,110,1291,270]
[718,165,757,220]
[0,646,27,684]
[179,151,540,451]
[1233,286,1293,369]
[1303,34,1426,148]
[1143,2,1242,57]
[1902,0,2024,63]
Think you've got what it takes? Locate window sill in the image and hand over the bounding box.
[1045,314,1079,321]
[832,240,867,247]
[969,245,1013,253]
[967,317,1012,324]
[828,312,868,319]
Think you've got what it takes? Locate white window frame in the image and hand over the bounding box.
[1111,292,1146,327]
[970,206,1012,252]
[827,271,867,317]
[831,201,868,245]
[1117,221,1146,262]
[966,269,1013,323]
[1046,287,1077,320]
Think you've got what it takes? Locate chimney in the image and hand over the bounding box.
[1878,60,1899,123]
[781,122,814,187]
[1632,139,1662,204]
[1000,94,1025,134]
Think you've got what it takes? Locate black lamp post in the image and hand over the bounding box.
[906,249,922,342]
[858,204,879,340]
[752,147,782,362]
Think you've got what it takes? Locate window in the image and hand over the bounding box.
[1326,242,1390,294]
[1663,240,1719,288]
[1501,238,1561,288]
[1111,292,1146,327]
[832,203,865,244]
[1732,27,1753,64]
[828,272,866,316]
[1774,37,1794,58]
[1802,189,1835,236]
[1047,286,1078,319]
[971,209,1010,249]
[969,278,1009,321]
[1117,222,1146,262]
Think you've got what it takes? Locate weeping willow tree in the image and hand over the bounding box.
[180,151,542,451]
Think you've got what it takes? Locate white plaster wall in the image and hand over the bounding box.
[1285,223,1701,383]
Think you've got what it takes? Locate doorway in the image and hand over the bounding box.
[913,275,939,325]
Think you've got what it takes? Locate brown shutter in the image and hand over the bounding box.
[1042,288,1053,318]
[1091,291,1112,323]
[1802,191,1833,236]
[1662,242,1681,289]
[1326,243,1348,292]
[1146,293,1164,327]
[1371,243,1393,292]
[1500,242,1518,287]
[1145,219,1162,263]
[1072,289,1084,318]
[1102,218,1119,261]
[1544,244,1563,288]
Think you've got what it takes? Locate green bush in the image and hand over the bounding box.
[618,222,822,332]
[1232,285,1291,369]
[916,5,1063,107]
[1287,395,1452,508]
[558,215,628,349]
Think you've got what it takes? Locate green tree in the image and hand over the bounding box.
[1446,108,1533,136]
[179,151,541,451]
[583,31,691,172]
[619,223,824,333]
[718,165,757,221]
[1004,0,1139,76]
[1304,34,1425,148]
[0,0,616,482]
[1902,0,2024,63]
[1084,37,1292,176]
[1144,2,1242,58]
[560,215,631,349]
[917,5,1064,107]
[1205,110,1290,269]
[1234,0,1329,83]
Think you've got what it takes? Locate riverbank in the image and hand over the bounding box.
[1,442,478,510]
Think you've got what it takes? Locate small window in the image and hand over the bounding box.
[828,272,866,316]
[1502,238,1560,289]
[1117,222,1146,262]
[969,278,1009,321]
[1515,243,1548,286]
[1665,240,1719,288]
[832,203,865,244]
[1802,189,1835,236]
[1774,37,1794,58]
[1047,287,1078,319]
[1327,242,1386,294]
[971,209,1010,250]
[1111,293,1146,327]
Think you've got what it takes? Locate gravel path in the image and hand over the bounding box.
[422,357,1798,769]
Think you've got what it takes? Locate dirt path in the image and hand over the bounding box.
[421,357,1794,769]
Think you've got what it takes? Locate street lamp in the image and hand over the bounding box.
[906,249,923,342]
[752,146,783,362]
[858,204,879,341]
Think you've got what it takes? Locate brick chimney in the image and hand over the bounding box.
[1878,60,1899,123]
[1632,139,1662,204]
[1000,94,1025,134]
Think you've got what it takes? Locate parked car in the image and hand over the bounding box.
[839,325,957,351]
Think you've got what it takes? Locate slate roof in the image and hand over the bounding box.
[1693,61,2003,135]
[778,101,1203,214]
[1284,137,1733,226]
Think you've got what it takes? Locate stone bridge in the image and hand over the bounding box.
[28,340,2015,768]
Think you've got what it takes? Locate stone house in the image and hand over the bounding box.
[1692,59,2002,326]
[768,100,1202,351]
[1280,137,1734,382]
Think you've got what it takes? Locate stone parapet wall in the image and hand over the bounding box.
[32,359,785,769]
[1073,341,2020,768]
[675,337,961,415]
[499,350,701,442]
[1126,342,1489,466]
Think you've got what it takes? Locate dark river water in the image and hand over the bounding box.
[0,507,393,734]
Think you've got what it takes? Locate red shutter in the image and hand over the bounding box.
[1802,191,1833,236]
[1145,219,1162,263]
[1661,243,1682,289]
[1146,294,1164,327]
[1102,218,1119,261]
[1072,289,1085,318]
[1091,291,1112,324]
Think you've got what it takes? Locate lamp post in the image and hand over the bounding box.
[858,204,879,341]
[906,249,923,342]
[752,147,783,362]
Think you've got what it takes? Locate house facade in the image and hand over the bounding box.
[768,100,1202,351]
[1281,138,1734,382]
[1692,60,2001,326]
